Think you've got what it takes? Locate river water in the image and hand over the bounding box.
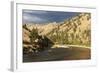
[23,46,90,62]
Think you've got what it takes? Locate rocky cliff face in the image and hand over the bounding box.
[23,13,91,51]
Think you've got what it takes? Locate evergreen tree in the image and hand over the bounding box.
[30,28,38,44]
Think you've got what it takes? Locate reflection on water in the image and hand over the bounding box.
[23,46,91,62]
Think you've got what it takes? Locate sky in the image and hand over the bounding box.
[22,10,80,24]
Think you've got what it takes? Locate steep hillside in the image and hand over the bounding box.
[23,13,91,47]
[47,13,91,46]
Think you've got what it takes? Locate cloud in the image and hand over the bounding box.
[23,12,49,24]
[23,10,80,24]
[23,10,48,14]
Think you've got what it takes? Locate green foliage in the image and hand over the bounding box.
[47,23,90,47]
[30,28,38,43]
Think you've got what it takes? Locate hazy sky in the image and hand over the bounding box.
[22,10,80,24]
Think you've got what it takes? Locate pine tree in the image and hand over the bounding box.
[30,28,38,44]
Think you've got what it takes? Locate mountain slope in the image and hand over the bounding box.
[23,13,91,47]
